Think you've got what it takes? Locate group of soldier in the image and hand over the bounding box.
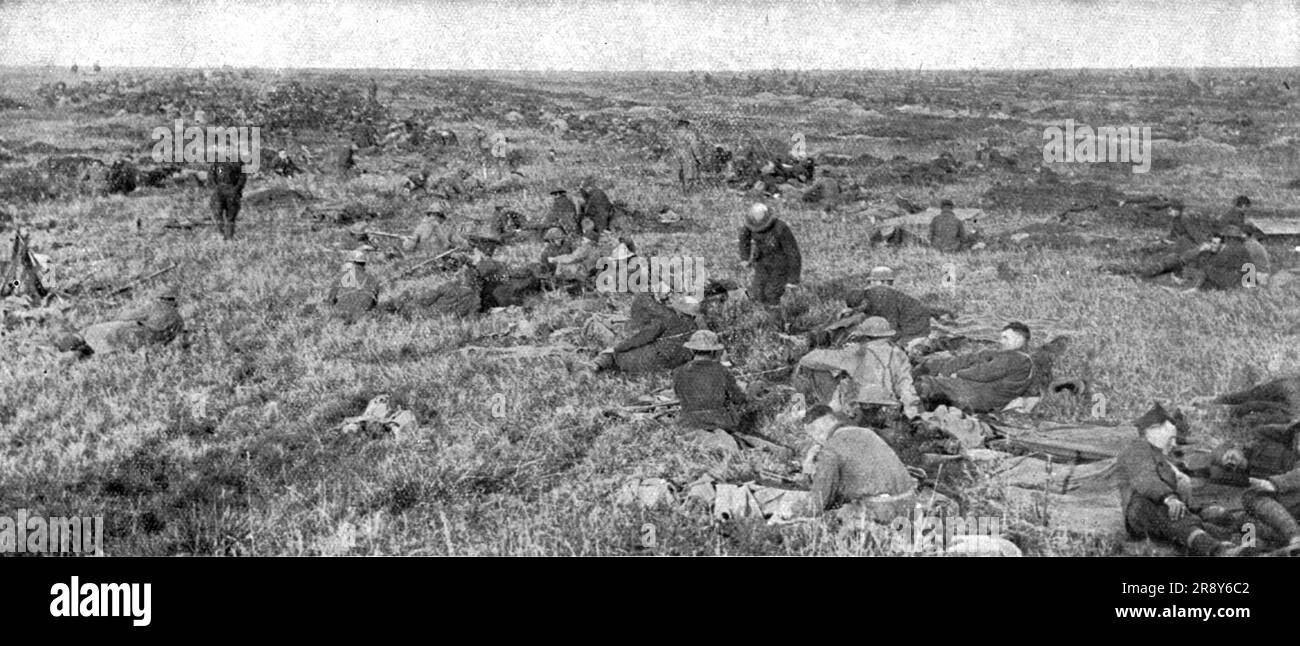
[47,90,1295,555]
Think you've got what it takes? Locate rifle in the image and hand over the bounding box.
[109,262,177,297]
[385,247,465,284]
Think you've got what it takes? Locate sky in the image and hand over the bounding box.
[1,0,1297,71]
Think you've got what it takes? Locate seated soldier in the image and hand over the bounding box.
[673,330,753,434]
[403,208,457,256]
[270,149,300,177]
[914,321,1036,413]
[929,199,977,252]
[549,219,603,281]
[797,404,919,522]
[326,250,382,323]
[1198,225,1256,291]
[1219,420,1300,551]
[538,227,572,275]
[797,317,920,427]
[592,283,699,373]
[1116,403,1251,556]
[842,266,948,349]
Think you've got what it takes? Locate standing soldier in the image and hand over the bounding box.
[738,203,801,306]
[210,156,247,241]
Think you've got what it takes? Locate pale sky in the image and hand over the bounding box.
[2,0,1297,70]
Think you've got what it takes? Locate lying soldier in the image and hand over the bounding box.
[66,287,186,355]
[592,282,699,373]
[1116,403,1252,556]
[1200,420,1300,551]
[795,262,951,350]
[673,330,754,434]
[914,321,1037,413]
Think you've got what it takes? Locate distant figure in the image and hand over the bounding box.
[403,209,455,256]
[929,199,976,252]
[738,203,801,305]
[209,158,247,241]
[106,156,137,195]
[579,181,614,233]
[546,187,579,234]
[327,250,382,323]
[269,149,300,177]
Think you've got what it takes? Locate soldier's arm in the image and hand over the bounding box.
[724,368,748,407]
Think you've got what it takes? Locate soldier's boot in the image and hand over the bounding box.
[1245,494,1300,546]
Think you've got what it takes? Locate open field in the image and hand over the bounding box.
[2,66,1299,555]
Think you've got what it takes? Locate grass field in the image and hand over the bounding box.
[1,66,1298,555]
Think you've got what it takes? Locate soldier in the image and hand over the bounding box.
[797,317,921,427]
[841,266,946,348]
[1240,421,1300,552]
[738,203,801,306]
[539,227,572,275]
[335,143,356,175]
[592,283,698,373]
[269,149,300,177]
[673,330,753,434]
[326,250,382,323]
[548,224,602,282]
[1116,403,1251,556]
[1242,225,1272,285]
[914,321,1037,413]
[106,155,137,195]
[929,199,976,252]
[209,157,246,241]
[546,186,579,234]
[798,404,919,519]
[122,287,185,347]
[578,181,614,233]
[1198,225,1256,290]
[402,208,455,256]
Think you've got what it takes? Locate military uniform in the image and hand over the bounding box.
[738,218,801,305]
[843,286,933,344]
[929,208,974,252]
[1199,239,1255,290]
[809,426,916,513]
[210,160,246,241]
[799,339,920,418]
[1116,437,1235,555]
[546,193,580,234]
[611,293,697,372]
[580,187,614,232]
[916,349,1035,413]
[673,357,750,433]
[327,265,382,323]
[403,216,453,256]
